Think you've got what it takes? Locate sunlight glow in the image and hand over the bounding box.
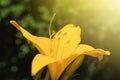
[54,0,120,31]
[108,0,120,13]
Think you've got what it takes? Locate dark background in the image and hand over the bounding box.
[0,0,120,80]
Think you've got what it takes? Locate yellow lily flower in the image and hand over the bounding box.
[10,20,110,80]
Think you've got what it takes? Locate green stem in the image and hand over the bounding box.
[44,70,49,80]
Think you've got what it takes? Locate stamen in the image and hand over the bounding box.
[49,13,56,39]
[49,13,56,52]
[50,30,55,38]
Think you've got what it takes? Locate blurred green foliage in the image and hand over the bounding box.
[0,0,120,80]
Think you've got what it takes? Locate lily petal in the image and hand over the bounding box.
[83,49,110,61]
[10,20,51,55]
[48,54,81,80]
[61,55,84,80]
[52,24,81,60]
[32,54,56,76]
[74,44,110,61]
